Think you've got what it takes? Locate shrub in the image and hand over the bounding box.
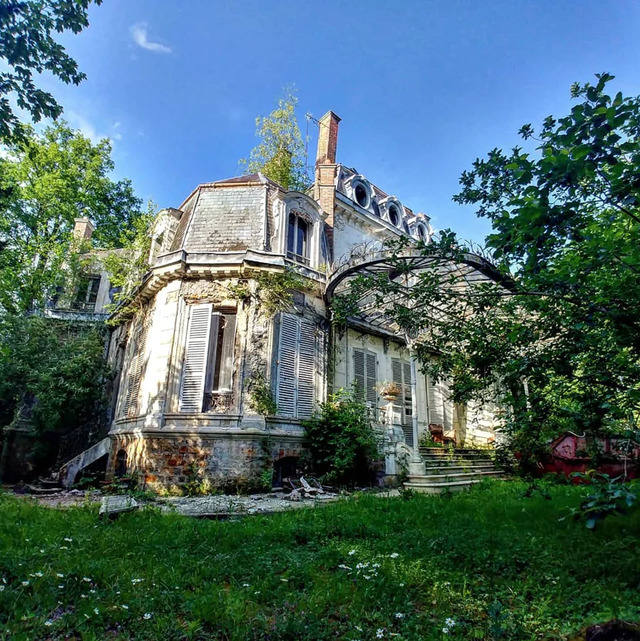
[303,389,379,487]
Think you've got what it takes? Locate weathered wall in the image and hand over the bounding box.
[109,432,305,489]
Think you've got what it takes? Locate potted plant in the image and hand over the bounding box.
[376,381,402,401]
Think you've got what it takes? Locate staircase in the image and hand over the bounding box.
[58,437,112,489]
[404,447,503,494]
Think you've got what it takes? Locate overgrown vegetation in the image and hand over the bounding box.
[240,87,311,191]
[0,481,638,640]
[334,74,640,471]
[247,372,277,416]
[254,266,306,317]
[303,389,379,486]
[0,316,111,477]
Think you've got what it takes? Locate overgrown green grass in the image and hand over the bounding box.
[0,480,638,640]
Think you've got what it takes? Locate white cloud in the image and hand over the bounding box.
[67,110,107,143]
[130,22,172,54]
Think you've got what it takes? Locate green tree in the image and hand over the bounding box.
[0,314,111,476]
[241,87,310,191]
[333,74,640,468]
[0,121,144,314]
[0,0,102,143]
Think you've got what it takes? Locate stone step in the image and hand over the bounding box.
[419,447,495,457]
[421,456,494,466]
[424,464,498,474]
[408,470,502,484]
[403,479,488,494]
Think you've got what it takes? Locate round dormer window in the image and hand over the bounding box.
[353,181,370,209]
[388,204,401,227]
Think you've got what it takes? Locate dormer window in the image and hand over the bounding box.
[287,212,310,266]
[416,223,428,241]
[388,204,400,227]
[346,175,372,210]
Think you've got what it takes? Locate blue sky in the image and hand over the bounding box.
[41,0,640,244]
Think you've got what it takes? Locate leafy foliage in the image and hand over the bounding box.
[0,314,111,472]
[570,471,638,529]
[240,87,311,191]
[0,122,145,314]
[247,371,277,416]
[303,388,379,486]
[254,266,306,317]
[334,74,640,467]
[0,0,102,143]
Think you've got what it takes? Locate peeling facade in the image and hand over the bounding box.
[105,112,501,489]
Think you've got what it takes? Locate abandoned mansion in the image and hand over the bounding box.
[60,112,501,489]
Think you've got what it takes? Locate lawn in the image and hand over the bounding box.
[0,480,638,641]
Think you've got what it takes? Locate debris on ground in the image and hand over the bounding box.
[99,495,140,518]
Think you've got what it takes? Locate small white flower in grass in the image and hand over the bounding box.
[445,618,456,627]
[121,605,129,610]
[82,577,91,582]
[90,589,96,593]
[242,583,250,587]
[94,608,99,615]
[399,583,405,587]
[348,549,356,556]
[143,613,152,620]
[389,553,399,559]
[39,549,44,553]
[56,573,64,578]
[131,578,144,584]
[58,585,64,589]
[376,629,385,638]
[60,546,68,550]
[21,581,29,586]
[0,586,4,592]
[395,613,404,619]
[81,594,87,599]
[44,620,53,627]
[442,628,449,634]
[338,564,351,570]
[63,537,73,543]
[363,575,371,580]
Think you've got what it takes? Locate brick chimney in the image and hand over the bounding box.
[73,217,95,241]
[314,111,340,257]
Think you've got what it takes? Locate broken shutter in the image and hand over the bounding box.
[276,313,299,417]
[179,303,213,413]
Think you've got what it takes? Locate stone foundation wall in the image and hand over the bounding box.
[109,432,305,490]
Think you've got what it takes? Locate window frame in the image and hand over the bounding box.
[287,212,311,266]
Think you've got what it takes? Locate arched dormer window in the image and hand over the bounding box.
[287,212,310,266]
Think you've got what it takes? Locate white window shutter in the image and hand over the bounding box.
[180,304,213,413]
[428,375,445,425]
[276,313,299,417]
[124,321,148,418]
[365,352,377,406]
[297,320,316,419]
[353,349,366,400]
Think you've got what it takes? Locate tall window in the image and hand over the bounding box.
[180,304,236,413]
[73,275,101,311]
[392,359,413,446]
[287,212,310,266]
[353,349,377,415]
[122,319,148,418]
[275,313,321,419]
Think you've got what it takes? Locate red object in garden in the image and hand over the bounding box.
[541,432,640,480]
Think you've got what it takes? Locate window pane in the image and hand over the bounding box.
[297,218,308,257]
[287,213,296,254]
